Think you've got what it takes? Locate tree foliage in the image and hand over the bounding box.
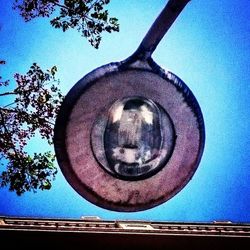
[0,61,63,195]
[13,0,119,48]
[0,1,120,195]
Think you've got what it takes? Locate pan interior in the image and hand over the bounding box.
[55,68,205,211]
[91,96,175,180]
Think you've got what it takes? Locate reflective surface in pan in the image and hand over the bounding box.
[91,96,175,180]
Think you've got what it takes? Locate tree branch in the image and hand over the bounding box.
[3,102,16,108]
[52,2,69,10]
[0,110,17,153]
[0,107,55,126]
[89,0,100,11]
[0,92,16,97]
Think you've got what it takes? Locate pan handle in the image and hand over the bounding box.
[135,0,191,59]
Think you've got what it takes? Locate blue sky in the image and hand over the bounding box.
[0,0,249,223]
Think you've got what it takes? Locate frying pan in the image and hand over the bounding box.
[54,0,205,212]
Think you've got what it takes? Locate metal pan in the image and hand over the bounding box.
[54,0,205,212]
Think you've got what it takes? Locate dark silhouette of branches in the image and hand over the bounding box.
[0,62,63,195]
[0,1,120,195]
[13,0,119,48]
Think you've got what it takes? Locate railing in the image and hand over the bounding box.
[1,216,250,237]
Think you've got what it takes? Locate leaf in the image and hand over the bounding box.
[50,65,57,76]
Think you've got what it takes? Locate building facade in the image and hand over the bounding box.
[1,216,249,249]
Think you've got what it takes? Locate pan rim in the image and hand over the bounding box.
[54,61,205,212]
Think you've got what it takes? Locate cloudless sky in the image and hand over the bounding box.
[0,0,249,223]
